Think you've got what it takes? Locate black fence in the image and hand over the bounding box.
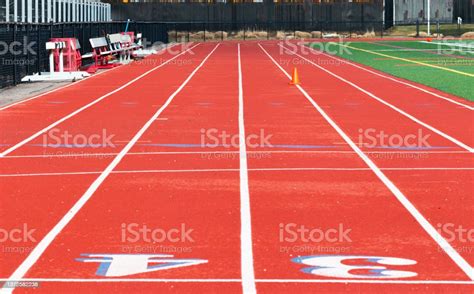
[165,20,385,42]
[0,20,384,89]
[0,21,168,89]
[111,2,383,24]
[1,19,469,89]
[167,20,384,32]
[454,0,474,23]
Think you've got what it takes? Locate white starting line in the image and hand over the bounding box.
[0,166,473,177]
[0,278,473,285]
[0,149,470,159]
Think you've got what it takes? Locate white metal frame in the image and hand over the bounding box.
[3,0,111,22]
[427,0,431,35]
[22,40,90,82]
[6,0,10,22]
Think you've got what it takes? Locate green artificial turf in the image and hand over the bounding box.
[308,40,474,101]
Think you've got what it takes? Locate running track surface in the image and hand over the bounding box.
[0,41,473,293]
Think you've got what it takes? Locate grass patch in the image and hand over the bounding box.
[309,40,474,101]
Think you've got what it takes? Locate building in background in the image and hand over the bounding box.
[0,0,111,22]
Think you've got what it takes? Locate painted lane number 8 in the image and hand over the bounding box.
[292,255,418,279]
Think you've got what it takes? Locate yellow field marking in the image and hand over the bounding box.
[337,43,474,77]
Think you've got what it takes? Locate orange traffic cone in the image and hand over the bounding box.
[289,67,300,85]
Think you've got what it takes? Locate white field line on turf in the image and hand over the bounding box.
[1,167,474,177]
[0,44,180,112]
[0,44,221,294]
[0,43,201,158]
[259,43,474,281]
[0,278,473,285]
[280,44,474,153]
[237,43,257,294]
[372,49,474,53]
[420,41,474,49]
[303,44,474,110]
[1,150,470,159]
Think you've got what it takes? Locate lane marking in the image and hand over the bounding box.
[237,43,257,294]
[0,278,472,285]
[305,44,474,110]
[115,140,151,143]
[280,44,474,153]
[372,49,474,53]
[259,43,474,281]
[332,43,474,77]
[1,167,473,177]
[258,279,474,284]
[0,44,221,294]
[1,149,471,159]
[0,43,201,158]
[368,41,474,60]
[0,44,180,112]
[421,41,474,50]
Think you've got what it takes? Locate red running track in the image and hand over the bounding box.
[0,41,472,293]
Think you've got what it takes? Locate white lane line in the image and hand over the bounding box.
[237,43,257,294]
[255,167,474,171]
[1,167,474,177]
[258,279,474,285]
[2,149,470,159]
[114,140,152,143]
[0,44,221,294]
[280,44,474,153]
[0,43,201,158]
[0,278,472,285]
[0,68,112,111]
[0,44,180,112]
[302,44,474,110]
[0,169,239,177]
[421,41,474,49]
[259,43,474,281]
